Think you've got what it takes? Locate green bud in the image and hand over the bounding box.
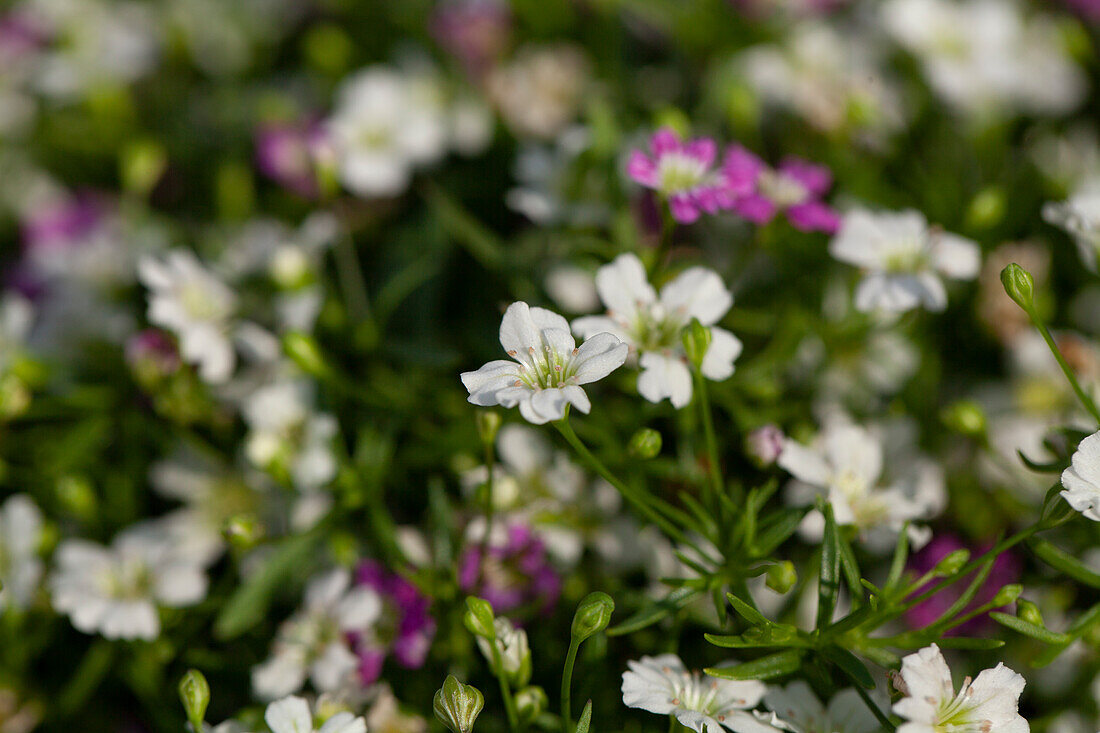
[991,584,1023,607]
[682,319,712,369]
[514,686,548,727]
[56,475,97,520]
[434,675,484,733]
[1000,263,1035,312]
[464,597,496,640]
[223,514,264,551]
[178,669,210,732]
[1016,599,1044,627]
[765,561,798,594]
[282,332,331,379]
[215,162,255,221]
[965,187,1006,230]
[475,411,502,446]
[933,549,970,578]
[628,428,662,459]
[941,400,987,438]
[121,139,167,196]
[571,591,615,642]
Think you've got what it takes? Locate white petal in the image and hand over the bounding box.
[595,253,656,318]
[462,360,522,406]
[931,232,981,280]
[265,696,314,733]
[638,352,693,408]
[572,315,629,342]
[572,332,628,384]
[700,328,743,382]
[660,268,732,326]
[319,713,367,733]
[777,442,829,486]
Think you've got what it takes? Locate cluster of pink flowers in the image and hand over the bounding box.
[457,523,561,614]
[627,127,839,232]
[352,560,437,685]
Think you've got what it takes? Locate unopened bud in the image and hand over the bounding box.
[746,425,785,467]
[682,319,712,368]
[56,475,96,520]
[991,584,1023,607]
[178,669,210,732]
[464,597,496,640]
[628,428,662,459]
[282,333,331,379]
[765,561,797,594]
[571,591,615,642]
[1000,263,1035,312]
[941,400,987,438]
[121,139,167,196]
[434,676,484,733]
[933,549,970,578]
[224,514,264,551]
[477,619,532,687]
[1017,599,1044,627]
[515,686,548,726]
[475,411,502,446]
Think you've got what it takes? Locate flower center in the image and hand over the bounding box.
[667,670,724,714]
[657,153,708,194]
[882,241,929,274]
[627,303,687,353]
[513,338,580,390]
[933,677,992,733]
[758,170,808,208]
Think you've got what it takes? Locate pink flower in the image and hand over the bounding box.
[255,121,325,198]
[627,128,748,224]
[352,560,436,686]
[431,0,512,78]
[457,523,560,614]
[1063,0,1100,21]
[723,146,840,233]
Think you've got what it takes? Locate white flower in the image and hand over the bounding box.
[0,293,33,373]
[139,250,238,383]
[830,208,980,314]
[326,66,448,198]
[621,654,771,733]
[892,644,1028,733]
[0,494,43,609]
[461,301,628,425]
[252,568,381,700]
[1044,181,1100,273]
[487,44,589,140]
[476,618,531,683]
[243,378,338,492]
[1060,431,1100,521]
[779,420,944,551]
[49,523,208,640]
[759,681,880,733]
[265,695,367,733]
[573,254,742,408]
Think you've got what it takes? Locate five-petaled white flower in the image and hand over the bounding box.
[461,301,628,425]
[572,253,742,408]
[139,249,238,384]
[265,695,367,733]
[829,208,980,314]
[892,644,1028,733]
[621,654,770,733]
[49,523,208,640]
[758,681,881,733]
[1060,430,1100,521]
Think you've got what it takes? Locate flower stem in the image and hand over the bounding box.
[477,440,495,590]
[560,637,580,733]
[1027,307,1100,425]
[853,683,896,732]
[692,368,727,515]
[490,641,520,732]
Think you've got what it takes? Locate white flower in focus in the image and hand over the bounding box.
[326,66,448,198]
[892,644,1028,733]
[621,654,769,733]
[1044,181,1100,273]
[265,695,367,733]
[243,378,338,492]
[779,420,944,551]
[1060,431,1100,521]
[760,681,880,733]
[0,494,43,609]
[461,301,628,425]
[476,618,530,683]
[139,250,237,384]
[252,568,382,700]
[830,208,980,313]
[573,254,742,408]
[49,524,208,640]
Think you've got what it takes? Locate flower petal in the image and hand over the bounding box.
[572,332,628,384]
[265,696,314,733]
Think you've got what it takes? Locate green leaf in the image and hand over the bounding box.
[575,700,593,733]
[817,505,841,628]
[819,645,874,690]
[932,637,1006,650]
[705,625,801,649]
[606,587,699,637]
[836,530,863,604]
[726,592,769,626]
[705,649,804,681]
[885,524,909,593]
[1028,538,1100,588]
[214,529,322,640]
[989,612,1071,645]
[752,507,810,558]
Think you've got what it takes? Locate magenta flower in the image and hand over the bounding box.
[255,122,325,199]
[125,329,182,378]
[457,523,561,614]
[723,146,840,233]
[627,128,748,224]
[352,560,436,686]
[1062,0,1100,20]
[430,0,512,78]
[21,194,105,254]
[904,534,1020,635]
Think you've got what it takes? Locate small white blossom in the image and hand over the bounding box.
[759,681,880,733]
[573,253,742,408]
[461,301,628,425]
[892,644,1028,733]
[265,695,367,733]
[252,568,382,700]
[487,44,589,140]
[1060,431,1100,521]
[830,208,980,314]
[1044,181,1100,273]
[621,654,770,733]
[49,523,208,640]
[0,494,43,609]
[476,618,531,683]
[139,250,238,384]
[243,378,338,492]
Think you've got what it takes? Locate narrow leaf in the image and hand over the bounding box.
[819,646,874,690]
[606,587,699,636]
[1028,538,1100,589]
[705,649,803,681]
[989,612,1072,644]
[817,505,841,628]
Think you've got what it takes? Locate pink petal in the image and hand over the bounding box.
[732,194,777,224]
[778,157,832,195]
[668,193,701,223]
[723,145,765,191]
[683,137,717,168]
[626,150,659,187]
[787,201,840,233]
[651,128,681,157]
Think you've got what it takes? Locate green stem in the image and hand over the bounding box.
[491,643,520,732]
[853,683,896,732]
[692,369,726,516]
[561,637,581,733]
[477,440,496,589]
[333,225,374,326]
[1028,308,1100,425]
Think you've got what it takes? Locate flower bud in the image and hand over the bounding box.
[223,514,265,551]
[682,319,712,368]
[434,675,484,733]
[1016,599,1044,627]
[121,139,167,196]
[477,619,532,687]
[178,669,210,732]
[515,686,548,727]
[464,596,496,640]
[746,425,785,467]
[1000,263,1035,312]
[965,187,1005,230]
[55,475,96,520]
[765,561,797,594]
[571,592,615,642]
[991,584,1023,607]
[475,411,502,446]
[628,428,662,459]
[932,549,970,578]
[282,332,331,379]
[940,400,987,438]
